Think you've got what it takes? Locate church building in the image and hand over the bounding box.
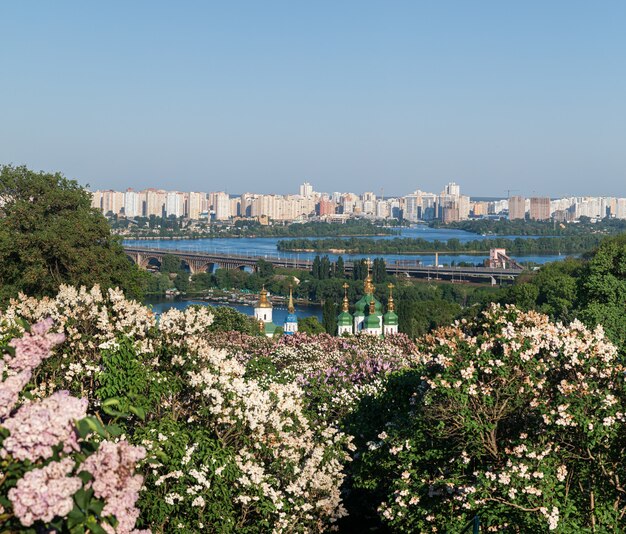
[337,270,399,336]
[254,287,278,338]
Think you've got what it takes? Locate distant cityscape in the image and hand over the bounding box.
[91,182,626,223]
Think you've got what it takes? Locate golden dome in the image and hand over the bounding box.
[257,287,272,308]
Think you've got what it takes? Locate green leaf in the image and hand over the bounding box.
[86,518,109,534]
[105,424,124,437]
[129,405,146,420]
[102,405,128,418]
[77,470,93,485]
[89,499,105,515]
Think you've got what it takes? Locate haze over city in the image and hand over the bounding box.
[2,1,626,196]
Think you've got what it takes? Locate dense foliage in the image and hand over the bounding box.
[277,235,604,255]
[433,217,626,236]
[498,235,626,349]
[0,165,146,304]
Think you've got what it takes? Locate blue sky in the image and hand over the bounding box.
[1,1,625,196]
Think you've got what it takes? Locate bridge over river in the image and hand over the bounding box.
[125,246,524,284]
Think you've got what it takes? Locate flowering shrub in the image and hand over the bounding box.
[0,288,358,532]
[0,318,147,533]
[135,335,353,532]
[13,286,626,531]
[348,305,626,532]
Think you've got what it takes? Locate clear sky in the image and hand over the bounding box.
[1,1,625,197]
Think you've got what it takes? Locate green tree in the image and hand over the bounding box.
[320,256,332,280]
[335,256,345,278]
[190,272,215,292]
[0,165,146,303]
[578,235,626,347]
[161,254,182,274]
[173,273,190,293]
[312,256,321,279]
[209,306,263,335]
[297,316,325,334]
[373,258,387,283]
[256,258,275,278]
[322,299,338,335]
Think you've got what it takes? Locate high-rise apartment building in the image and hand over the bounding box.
[165,191,184,217]
[90,183,626,226]
[471,201,488,217]
[145,189,166,217]
[101,190,124,215]
[187,192,205,219]
[508,196,526,220]
[444,182,461,197]
[318,199,336,217]
[615,198,626,219]
[123,189,143,217]
[299,182,313,198]
[91,190,103,211]
[529,197,551,220]
[213,192,231,220]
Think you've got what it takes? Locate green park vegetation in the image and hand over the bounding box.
[278,234,605,255]
[431,216,626,236]
[0,165,147,304]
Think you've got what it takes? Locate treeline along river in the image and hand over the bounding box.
[277,234,602,256]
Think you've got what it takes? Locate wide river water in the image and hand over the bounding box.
[125,225,569,267]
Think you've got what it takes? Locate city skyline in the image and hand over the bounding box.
[2,2,626,196]
[91,181,626,223]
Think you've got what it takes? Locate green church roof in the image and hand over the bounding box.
[364,312,381,329]
[354,294,382,314]
[337,311,353,327]
[383,311,399,325]
[263,322,278,335]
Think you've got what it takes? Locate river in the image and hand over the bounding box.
[145,297,323,322]
[124,225,569,266]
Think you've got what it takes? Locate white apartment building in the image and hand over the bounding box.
[187,192,205,220]
[165,191,184,217]
[299,182,313,198]
[123,189,143,217]
[213,192,231,220]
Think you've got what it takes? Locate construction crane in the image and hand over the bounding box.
[505,189,519,199]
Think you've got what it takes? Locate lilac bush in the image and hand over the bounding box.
[0,318,147,533]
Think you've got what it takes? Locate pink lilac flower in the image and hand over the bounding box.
[2,390,87,462]
[0,369,32,419]
[6,318,65,372]
[81,440,148,534]
[8,457,82,526]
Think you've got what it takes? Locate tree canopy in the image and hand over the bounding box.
[0,165,146,303]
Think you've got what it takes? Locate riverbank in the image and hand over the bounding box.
[144,294,323,322]
[284,247,515,255]
[146,286,320,307]
[277,235,604,256]
[119,232,395,241]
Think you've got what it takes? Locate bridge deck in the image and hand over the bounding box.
[124,246,524,279]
